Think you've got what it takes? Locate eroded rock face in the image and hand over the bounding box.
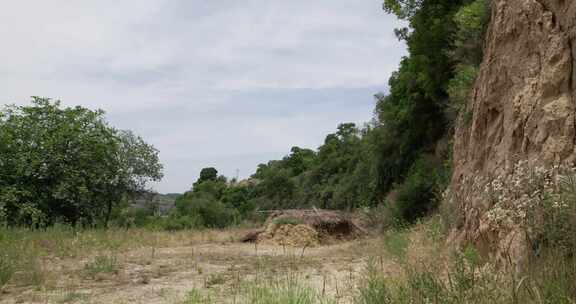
[451,0,576,264]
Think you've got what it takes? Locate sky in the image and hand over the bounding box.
[0,1,406,193]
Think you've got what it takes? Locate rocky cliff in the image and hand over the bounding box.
[450,0,576,264]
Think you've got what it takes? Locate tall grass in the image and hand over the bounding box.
[245,275,334,304]
[183,288,213,304]
[0,248,16,290]
[181,274,335,304]
[83,254,118,279]
[357,162,576,303]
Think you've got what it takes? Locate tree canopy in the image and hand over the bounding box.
[0,97,163,227]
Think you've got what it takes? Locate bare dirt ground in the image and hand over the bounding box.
[0,232,399,304]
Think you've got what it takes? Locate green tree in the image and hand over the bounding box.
[0,97,163,227]
[197,167,218,183]
[371,0,466,196]
[221,185,255,216]
[452,0,490,66]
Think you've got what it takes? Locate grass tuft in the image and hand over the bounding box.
[83,254,118,279]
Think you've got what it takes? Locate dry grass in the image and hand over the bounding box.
[0,227,249,301]
[4,181,574,304]
[0,226,384,304]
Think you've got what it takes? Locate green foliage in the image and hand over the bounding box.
[194,168,218,191]
[168,169,243,230]
[198,167,218,182]
[382,0,423,20]
[221,186,255,216]
[157,213,202,231]
[251,123,379,210]
[445,0,489,125]
[373,0,466,198]
[174,193,238,229]
[525,172,576,255]
[113,206,155,228]
[447,64,479,123]
[393,156,444,223]
[157,166,261,230]
[0,98,163,227]
[193,179,227,200]
[452,0,490,66]
[162,0,490,224]
[356,248,502,304]
[188,0,486,217]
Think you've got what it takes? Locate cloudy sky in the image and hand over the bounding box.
[1,1,406,193]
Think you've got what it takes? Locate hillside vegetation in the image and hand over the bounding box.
[160,0,490,230]
[3,0,576,303]
[0,0,489,231]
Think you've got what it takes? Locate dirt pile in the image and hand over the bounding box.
[242,209,366,246]
[258,223,319,247]
[450,0,576,264]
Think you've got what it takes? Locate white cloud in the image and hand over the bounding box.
[0,0,406,192]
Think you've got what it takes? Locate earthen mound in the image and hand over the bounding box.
[242,209,366,246]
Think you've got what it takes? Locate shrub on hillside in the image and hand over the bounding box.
[160,213,204,231]
[447,64,479,124]
[452,0,490,66]
[175,193,239,229]
[392,157,444,224]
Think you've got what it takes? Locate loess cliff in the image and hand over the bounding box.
[451,0,576,263]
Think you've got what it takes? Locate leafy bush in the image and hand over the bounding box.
[447,64,479,124]
[112,207,157,228]
[159,213,204,231]
[452,0,490,66]
[445,0,489,126]
[393,157,442,223]
[174,193,238,229]
[221,185,256,216]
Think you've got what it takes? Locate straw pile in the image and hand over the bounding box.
[241,209,366,246]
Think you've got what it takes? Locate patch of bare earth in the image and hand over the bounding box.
[0,232,400,304]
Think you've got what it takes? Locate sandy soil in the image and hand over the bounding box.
[0,235,399,304]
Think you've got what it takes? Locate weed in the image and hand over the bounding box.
[205,273,227,288]
[383,230,409,262]
[183,288,212,304]
[83,254,118,279]
[356,263,392,304]
[248,282,317,304]
[0,249,15,289]
[56,290,89,304]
